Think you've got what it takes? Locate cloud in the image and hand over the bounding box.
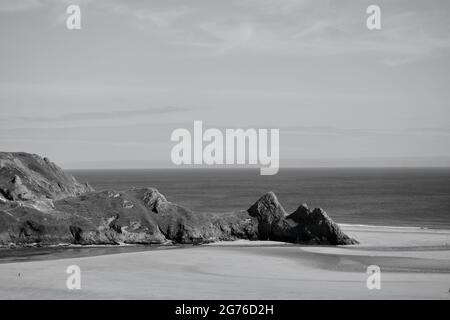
[115,1,449,65]
[101,1,193,36]
[0,106,185,124]
[279,125,450,137]
[3,0,450,65]
[132,6,192,28]
[405,127,450,135]
[237,0,311,16]
[0,0,41,12]
[0,0,94,13]
[196,22,255,53]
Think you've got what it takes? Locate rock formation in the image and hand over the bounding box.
[0,152,93,201]
[248,192,358,245]
[0,152,358,246]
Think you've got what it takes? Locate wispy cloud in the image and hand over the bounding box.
[4,0,449,65]
[236,0,309,15]
[1,106,185,124]
[0,0,94,13]
[0,0,41,12]
[100,1,193,37]
[98,0,450,65]
[279,125,450,137]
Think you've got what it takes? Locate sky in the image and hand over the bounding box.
[1,0,450,169]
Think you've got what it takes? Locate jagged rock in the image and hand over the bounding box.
[247,192,288,240]
[286,205,358,244]
[141,188,168,213]
[247,192,358,245]
[248,192,286,221]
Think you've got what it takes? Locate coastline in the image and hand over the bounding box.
[0,223,449,299]
[1,223,449,262]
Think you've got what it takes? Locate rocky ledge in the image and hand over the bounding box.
[0,152,358,246]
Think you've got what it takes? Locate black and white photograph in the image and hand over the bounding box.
[0,0,449,309]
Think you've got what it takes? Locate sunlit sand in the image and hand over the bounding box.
[0,224,449,299]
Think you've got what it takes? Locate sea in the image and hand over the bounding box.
[70,168,450,229]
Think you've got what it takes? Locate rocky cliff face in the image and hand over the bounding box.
[0,152,93,201]
[0,152,358,246]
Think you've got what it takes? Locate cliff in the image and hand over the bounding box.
[0,152,93,201]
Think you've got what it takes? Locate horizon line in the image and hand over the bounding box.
[66,165,450,171]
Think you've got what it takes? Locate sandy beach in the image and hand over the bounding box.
[0,224,449,300]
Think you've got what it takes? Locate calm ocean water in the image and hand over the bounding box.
[70,168,450,229]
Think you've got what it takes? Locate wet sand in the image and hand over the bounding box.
[0,225,449,299]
